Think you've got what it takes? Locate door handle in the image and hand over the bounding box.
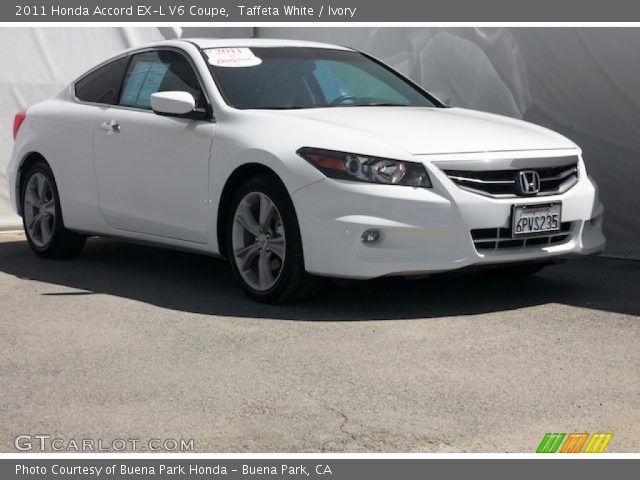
[99,120,120,133]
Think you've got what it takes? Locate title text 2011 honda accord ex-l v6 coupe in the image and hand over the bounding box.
[7,39,605,303]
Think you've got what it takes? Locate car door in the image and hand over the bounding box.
[93,49,214,244]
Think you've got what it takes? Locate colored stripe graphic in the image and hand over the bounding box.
[536,433,566,453]
[560,433,589,453]
[537,433,613,453]
[584,433,613,453]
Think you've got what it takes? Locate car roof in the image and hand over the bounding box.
[179,37,354,51]
[71,38,356,86]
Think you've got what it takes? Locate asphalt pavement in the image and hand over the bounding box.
[1,231,638,452]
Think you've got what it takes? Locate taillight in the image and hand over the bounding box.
[13,109,27,139]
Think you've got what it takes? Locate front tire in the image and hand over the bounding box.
[227,175,317,303]
[21,162,86,258]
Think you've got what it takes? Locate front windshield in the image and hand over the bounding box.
[206,47,439,110]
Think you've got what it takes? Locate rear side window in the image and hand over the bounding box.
[118,50,206,110]
[75,56,129,105]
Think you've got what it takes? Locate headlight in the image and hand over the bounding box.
[297,147,432,188]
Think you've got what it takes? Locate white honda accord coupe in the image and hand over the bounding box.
[7,38,605,302]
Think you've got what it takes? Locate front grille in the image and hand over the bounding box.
[442,163,579,198]
[471,222,573,251]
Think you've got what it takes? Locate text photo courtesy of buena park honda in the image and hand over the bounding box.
[1,27,639,453]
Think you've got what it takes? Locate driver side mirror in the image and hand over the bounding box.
[151,91,203,117]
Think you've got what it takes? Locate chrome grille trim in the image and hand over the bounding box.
[431,154,579,171]
[541,166,578,182]
[446,175,513,185]
[441,163,579,198]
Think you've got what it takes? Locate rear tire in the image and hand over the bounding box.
[21,161,86,259]
[226,175,318,303]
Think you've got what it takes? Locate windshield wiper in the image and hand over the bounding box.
[254,105,311,110]
[335,102,413,107]
[254,103,415,110]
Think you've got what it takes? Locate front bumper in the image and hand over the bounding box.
[292,161,605,279]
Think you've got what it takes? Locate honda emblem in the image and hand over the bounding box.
[516,170,541,195]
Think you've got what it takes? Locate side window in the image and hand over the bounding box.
[75,56,129,105]
[118,50,206,110]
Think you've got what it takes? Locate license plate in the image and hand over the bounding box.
[512,203,562,237]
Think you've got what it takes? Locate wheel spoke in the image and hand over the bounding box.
[234,243,260,269]
[234,204,260,236]
[29,182,40,205]
[24,189,37,208]
[259,193,275,226]
[40,216,51,242]
[43,199,55,216]
[258,253,274,289]
[268,236,285,260]
[36,174,45,202]
[27,212,41,231]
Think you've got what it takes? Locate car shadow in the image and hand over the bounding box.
[0,235,638,321]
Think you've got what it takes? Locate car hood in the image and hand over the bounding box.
[279,106,577,155]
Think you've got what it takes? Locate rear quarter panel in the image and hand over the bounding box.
[10,94,107,232]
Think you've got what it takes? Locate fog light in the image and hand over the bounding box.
[361,229,381,244]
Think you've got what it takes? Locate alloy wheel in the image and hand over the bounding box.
[23,172,56,248]
[232,191,286,291]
